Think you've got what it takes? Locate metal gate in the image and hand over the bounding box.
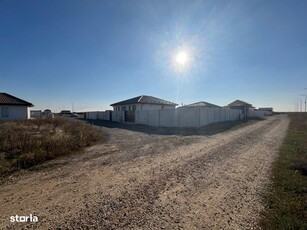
[125,111,135,122]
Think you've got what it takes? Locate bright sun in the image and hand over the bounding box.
[176,51,188,65]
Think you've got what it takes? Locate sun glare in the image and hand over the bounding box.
[176,51,188,65]
[173,49,192,74]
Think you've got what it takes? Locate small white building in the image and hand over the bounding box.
[0,93,33,120]
[110,95,178,111]
[226,99,254,118]
[258,107,273,112]
[30,110,42,118]
[258,107,273,115]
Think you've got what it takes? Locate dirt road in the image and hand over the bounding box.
[0,115,289,229]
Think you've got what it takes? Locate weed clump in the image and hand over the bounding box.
[0,117,102,175]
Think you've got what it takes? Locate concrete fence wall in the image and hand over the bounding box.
[85,107,270,128]
[111,111,125,122]
[134,107,243,127]
[248,109,269,118]
[85,111,112,120]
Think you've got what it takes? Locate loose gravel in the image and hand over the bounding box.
[0,115,289,229]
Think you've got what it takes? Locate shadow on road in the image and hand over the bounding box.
[81,119,261,136]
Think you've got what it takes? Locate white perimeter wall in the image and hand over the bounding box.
[85,111,112,120]
[248,109,270,117]
[135,107,243,127]
[113,104,176,111]
[0,106,30,120]
[85,107,270,127]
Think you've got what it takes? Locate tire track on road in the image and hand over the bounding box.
[65,116,287,229]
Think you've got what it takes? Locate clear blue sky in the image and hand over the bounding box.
[1,0,306,112]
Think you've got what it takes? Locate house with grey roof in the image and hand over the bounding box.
[227,100,253,108]
[226,100,254,118]
[110,95,177,122]
[179,101,221,108]
[0,93,33,120]
[110,95,177,112]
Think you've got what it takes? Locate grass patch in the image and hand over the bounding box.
[260,113,307,229]
[0,117,102,176]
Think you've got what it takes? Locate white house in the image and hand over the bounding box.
[110,95,177,122]
[110,95,178,111]
[226,100,271,118]
[226,99,254,118]
[0,93,33,120]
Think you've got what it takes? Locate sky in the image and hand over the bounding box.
[1,0,307,112]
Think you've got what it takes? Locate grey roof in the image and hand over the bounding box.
[180,101,221,108]
[227,100,252,107]
[0,93,33,106]
[110,95,178,106]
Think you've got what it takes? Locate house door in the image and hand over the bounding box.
[125,111,135,122]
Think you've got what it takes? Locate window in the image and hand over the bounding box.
[1,107,9,117]
[122,106,126,111]
[162,105,164,109]
[132,105,136,111]
[129,106,131,111]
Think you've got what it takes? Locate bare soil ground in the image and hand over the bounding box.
[0,115,289,229]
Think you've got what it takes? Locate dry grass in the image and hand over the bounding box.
[260,113,307,229]
[0,117,102,176]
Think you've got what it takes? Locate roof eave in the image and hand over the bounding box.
[0,103,34,107]
[111,102,178,106]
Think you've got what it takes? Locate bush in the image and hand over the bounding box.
[0,117,102,175]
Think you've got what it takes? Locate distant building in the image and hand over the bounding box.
[258,107,273,112]
[179,101,221,108]
[60,110,71,115]
[44,109,52,114]
[226,100,254,118]
[110,95,177,111]
[258,107,273,116]
[43,109,54,118]
[0,93,33,120]
[30,110,42,118]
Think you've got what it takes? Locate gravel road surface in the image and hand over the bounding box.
[0,115,289,229]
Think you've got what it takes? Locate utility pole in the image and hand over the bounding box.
[297,98,302,112]
[300,94,307,112]
[71,101,74,113]
[294,101,299,112]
